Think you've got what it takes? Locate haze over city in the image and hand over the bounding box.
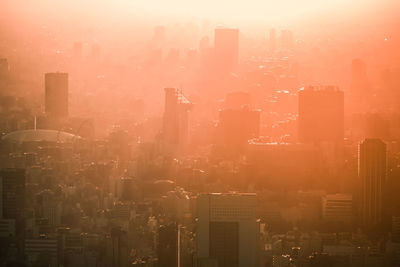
[0,0,400,266]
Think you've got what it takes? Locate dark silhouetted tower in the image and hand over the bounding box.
[0,168,25,219]
[157,223,179,267]
[45,72,68,118]
[214,28,239,74]
[359,139,386,227]
[298,86,344,143]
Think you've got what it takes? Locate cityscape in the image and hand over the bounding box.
[0,0,400,266]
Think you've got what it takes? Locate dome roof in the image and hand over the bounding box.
[2,129,81,143]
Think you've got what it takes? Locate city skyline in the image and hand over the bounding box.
[1,0,400,266]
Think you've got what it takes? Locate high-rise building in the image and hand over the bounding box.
[25,238,58,267]
[157,223,180,267]
[298,86,344,143]
[196,193,258,267]
[214,28,239,74]
[359,139,386,227]
[45,73,68,118]
[322,194,353,224]
[0,168,25,220]
[219,107,260,147]
[163,88,191,149]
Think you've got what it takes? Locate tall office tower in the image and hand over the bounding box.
[0,168,25,219]
[196,193,258,267]
[322,194,353,225]
[25,238,58,267]
[157,223,179,267]
[359,139,386,227]
[163,88,191,149]
[298,86,344,143]
[392,216,400,243]
[45,73,68,118]
[214,28,239,74]
[269,28,277,51]
[219,107,260,148]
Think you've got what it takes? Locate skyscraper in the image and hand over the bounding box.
[163,88,191,150]
[196,193,258,267]
[219,107,260,148]
[0,168,25,219]
[214,28,239,74]
[359,139,386,227]
[45,72,69,118]
[157,223,179,267]
[298,86,344,143]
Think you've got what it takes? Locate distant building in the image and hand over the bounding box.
[214,28,239,74]
[157,223,180,267]
[219,107,260,148]
[322,194,353,224]
[163,88,191,151]
[196,193,259,267]
[45,72,69,118]
[359,139,386,227]
[25,238,58,267]
[0,219,15,237]
[0,168,25,220]
[392,216,400,242]
[298,86,344,143]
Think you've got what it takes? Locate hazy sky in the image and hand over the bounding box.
[2,0,399,25]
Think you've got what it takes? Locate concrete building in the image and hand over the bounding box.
[45,72,68,118]
[196,193,259,267]
[322,194,353,224]
[359,138,386,227]
[163,88,191,151]
[298,86,344,144]
[0,168,25,220]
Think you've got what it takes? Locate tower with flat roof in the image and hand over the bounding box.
[196,193,258,267]
[45,72,68,118]
[359,138,386,227]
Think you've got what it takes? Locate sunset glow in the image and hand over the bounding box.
[1,0,400,266]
